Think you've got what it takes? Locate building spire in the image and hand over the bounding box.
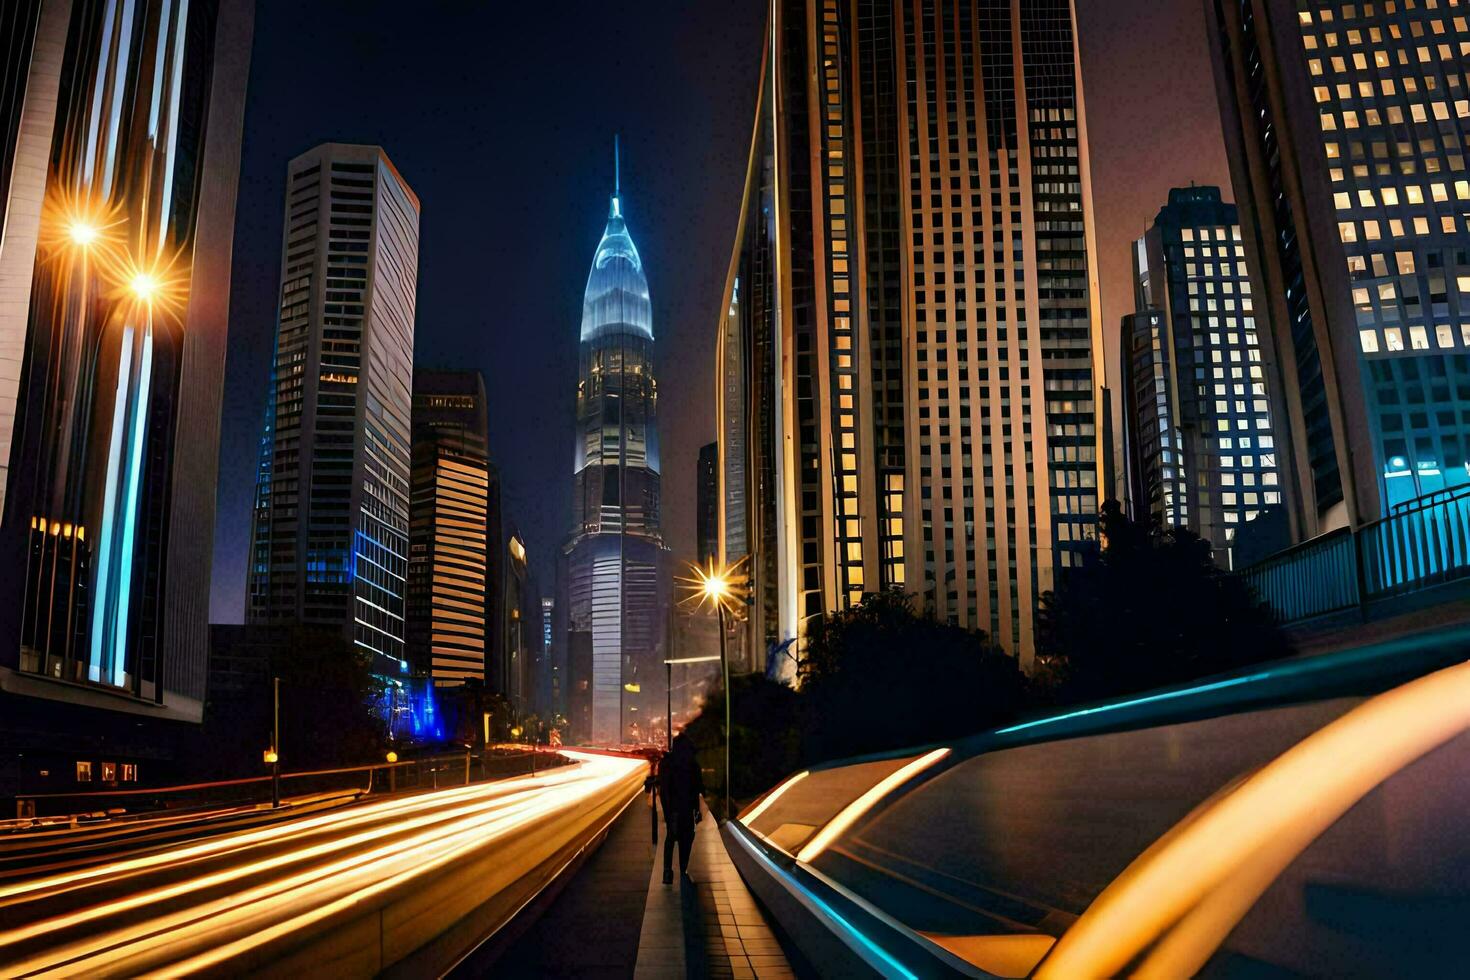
[610,134,623,219]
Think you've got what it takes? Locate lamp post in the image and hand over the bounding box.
[271,676,281,807]
[716,601,730,818]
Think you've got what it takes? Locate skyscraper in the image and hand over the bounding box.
[697,441,719,565]
[499,528,537,716]
[246,144,420,681]
[1205,0,1470,536]
[1123,186,1285,566]
[562,142,670,744]
[0,0,253,793]
[407,370,491,686]
[539,595,559,717]
[717,0,1105,670]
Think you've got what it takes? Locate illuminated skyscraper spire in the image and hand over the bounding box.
[562,140,668,744]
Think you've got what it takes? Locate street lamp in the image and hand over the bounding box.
[67,219,101,247]
[271,676,280,807]
[678,557,749,820]
[129,271,160,301]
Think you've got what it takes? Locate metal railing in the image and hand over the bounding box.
[9,747,564,822]
[1241,486,1470,625]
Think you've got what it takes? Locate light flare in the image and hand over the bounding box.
[109,251,187,321]
[39,186,125,260]
[677,555,750,618]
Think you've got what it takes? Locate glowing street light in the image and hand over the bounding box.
[677,557,749,819]
[41,188,123,262]
[109,252,186,321]
[67,219,101,247]
[129,271,160,302]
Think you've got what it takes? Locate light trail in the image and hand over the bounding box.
[0,759,592,906]
[0,751,644,978]
[796,749,951,863]
[1036,661,1470,979]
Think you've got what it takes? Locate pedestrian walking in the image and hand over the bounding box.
[657,733,704,885]
[644,752,660,844]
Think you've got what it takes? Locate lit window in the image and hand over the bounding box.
[1386,328,1405,351]
[101,762,117,782]
[76,761,93,782]
[1360,330,1380,353]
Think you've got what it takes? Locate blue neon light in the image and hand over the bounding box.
[731,824,917,980]
[89,329,133,683]
[994,671,1276,735]
[113,326,153,683]
[376,676,444,742]
[90,323,153,686]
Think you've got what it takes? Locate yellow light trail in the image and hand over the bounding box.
[1036,662,1470,978]
[0,751,643,978]
[796,749,951,863]
[0,765,577,906]
[739,770,808,829]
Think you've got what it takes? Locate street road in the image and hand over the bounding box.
[0,750,643,977]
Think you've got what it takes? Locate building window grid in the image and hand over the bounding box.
[1299,1,1470,500]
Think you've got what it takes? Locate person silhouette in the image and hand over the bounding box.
[657,734,704,884]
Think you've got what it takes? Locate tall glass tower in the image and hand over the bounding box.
[717,0,1106,670]
[0,0,252,711]
[563,142,669,745]
[1207,0,1470,535]
[1123,187,1285,567]
[246,144,420,681]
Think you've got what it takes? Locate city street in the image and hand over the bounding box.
[0,752,643,977]
[4,0,1470,974]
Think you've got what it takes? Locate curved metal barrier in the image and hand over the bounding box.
[727,631,1470,978]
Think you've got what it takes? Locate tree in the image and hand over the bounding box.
[798,589,1027,763]
[271,629,384,766]
[683,672,802,819]
[1036,500,1292,702]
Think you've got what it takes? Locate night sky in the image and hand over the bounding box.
[209,0,1230,623]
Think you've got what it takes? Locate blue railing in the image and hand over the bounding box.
[1241,487,1470,625]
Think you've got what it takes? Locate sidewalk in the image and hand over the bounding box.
[634,798,797,980]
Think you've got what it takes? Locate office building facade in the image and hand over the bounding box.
[500,529,531,709]
[0,0,253,792]
[407,370,491,686]
[246,144,420,680]
[697,441,719,566]
[1206,0,1470,536]
[1123,186,1285,565]
[717,0,1105,670]
[562,149,670,744]
[539,596,560,718]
